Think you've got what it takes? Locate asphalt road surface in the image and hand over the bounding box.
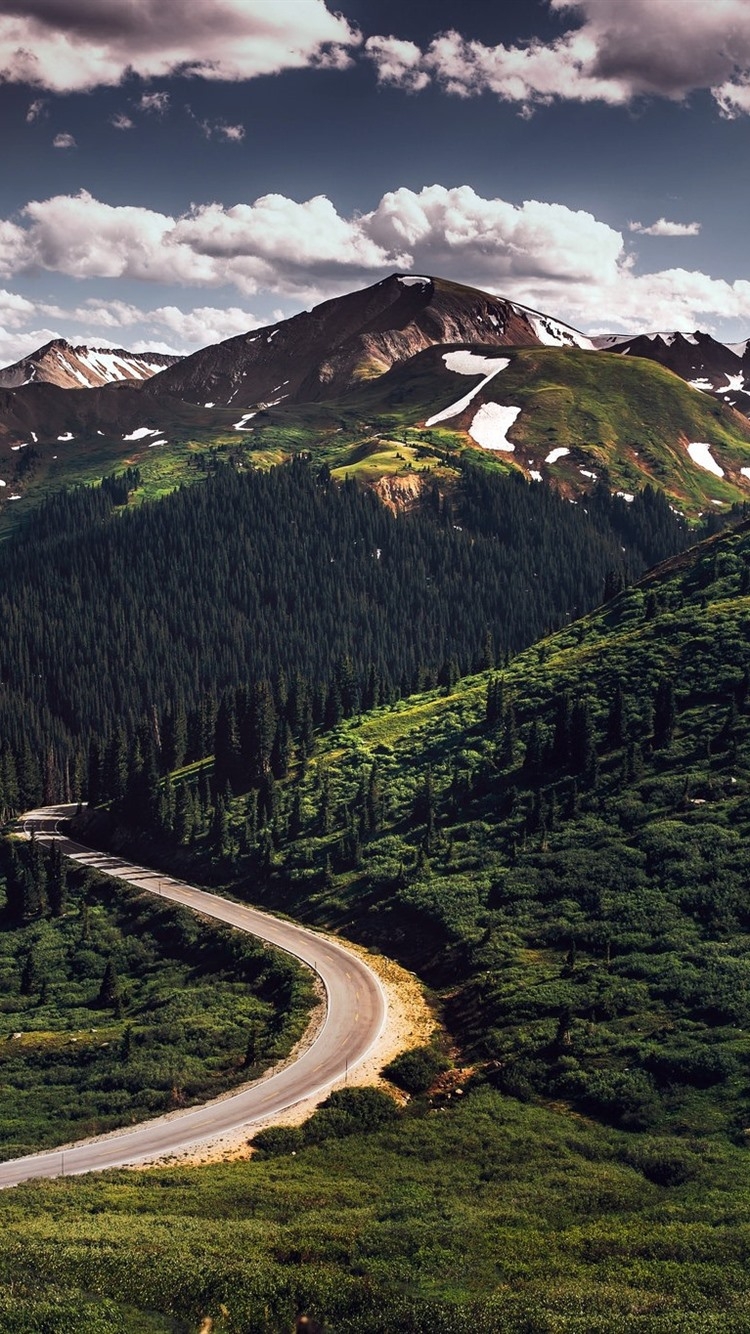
[0,805,387,1188]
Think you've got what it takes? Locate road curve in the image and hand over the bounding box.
[0,805,387,1188]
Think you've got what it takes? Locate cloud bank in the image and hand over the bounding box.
[0,0,360,92]
[0,182,749,358]
[366,0,750,116]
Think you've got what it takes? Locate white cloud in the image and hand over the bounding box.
[366,0,750,115]
[52,131,75,148]
[111,112,133,130]
[185,107,246,141]
[216,122,245,142]
[138,91,169,114]
[0,0,360,93]
[25,96,45,121]
[629,218,701,238]
[3,183,750,347]
[364,36,430,92]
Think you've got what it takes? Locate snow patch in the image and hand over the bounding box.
[687,441,724,477]
[148,438,167,448]
[57,432,74,441]
[425,353,510,427]
[397,275,430,287]
[30,432,37,443]
[468,402,521,451]
[740,467,750,479]
[204,401,215,408]
[616,491,635,502]
[123,426,159,441]
[234,412,257,430]
[689,378,712,392]
[529,470,542,482]
[510,301,595,349]
[0,479,5,487]
[723,373,745,392]
[580,469,597,479]
[545,446,570,464]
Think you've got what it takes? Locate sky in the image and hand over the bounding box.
[2,0,750,363]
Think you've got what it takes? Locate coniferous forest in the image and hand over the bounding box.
[0,456,695,820]
[3,458,750,1332]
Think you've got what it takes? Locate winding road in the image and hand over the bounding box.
[0,805,387,1188]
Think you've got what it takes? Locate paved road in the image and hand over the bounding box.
[0,805,387,1187]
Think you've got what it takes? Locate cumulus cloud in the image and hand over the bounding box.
[629,218,701,237]
[52,131,75,148]
[0,0,360,93]
[3,182,750,343]
[364,36,430,92]
[366,0,750,115]
[25,96,45,121]
[111,112,133,130]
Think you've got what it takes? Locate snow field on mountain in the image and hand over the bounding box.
[468,403,521,451]
[123,427,160,441]
[687,442,724,477]
[545,446,570,464]
[425,352,510,427]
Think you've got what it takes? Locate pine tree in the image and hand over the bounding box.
[606,680,627,749]
[653,678,676,749]
[47,841,68,918]
[98,959,122,1013]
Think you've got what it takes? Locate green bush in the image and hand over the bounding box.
[383,1046,448,1095]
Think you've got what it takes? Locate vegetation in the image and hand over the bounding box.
[0,456,696,820]
[0,837,314,1158]
[4,452,750,1326]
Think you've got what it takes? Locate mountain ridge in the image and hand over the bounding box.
[0,339,180,391]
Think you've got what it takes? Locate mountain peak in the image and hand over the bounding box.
[0,341,182,391]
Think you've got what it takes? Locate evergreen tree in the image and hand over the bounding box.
[653,678,676,749]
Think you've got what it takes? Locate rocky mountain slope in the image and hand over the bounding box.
[146,273,593,411]
[0,339,180,391]
[594,330,750,416]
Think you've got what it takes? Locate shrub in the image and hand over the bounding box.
[252,1125,305,1157]
[383,1046,448,1095]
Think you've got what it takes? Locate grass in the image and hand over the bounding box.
[0,849,314,1159]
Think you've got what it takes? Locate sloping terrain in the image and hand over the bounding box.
[251,343,750,514]
[9,516,750,1330]
[0,339,179,390]
[595,329,750,417]
[146,272,593,410]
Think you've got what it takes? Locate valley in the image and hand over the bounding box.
[2,275,750,1331]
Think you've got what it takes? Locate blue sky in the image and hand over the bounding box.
[1,0,750,361]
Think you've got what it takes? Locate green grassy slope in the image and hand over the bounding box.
[4,345,750,534]
[11,518,750,1329]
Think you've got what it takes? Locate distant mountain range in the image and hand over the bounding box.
[1,275,750,524]
[593,330,750,416]
[0,339,180,391]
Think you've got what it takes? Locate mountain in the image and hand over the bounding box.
[0,339,180,391]
[3,275,750,526]
[594,330,750,416]
[246,342,750,514]
[147,273,594,410]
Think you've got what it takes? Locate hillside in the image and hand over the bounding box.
[147,272,593,410]
[255,343,750,514]
[6,513,750,1331]
[2,280,750,526]
[595,329,750,417]
[103,512,750,1148]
